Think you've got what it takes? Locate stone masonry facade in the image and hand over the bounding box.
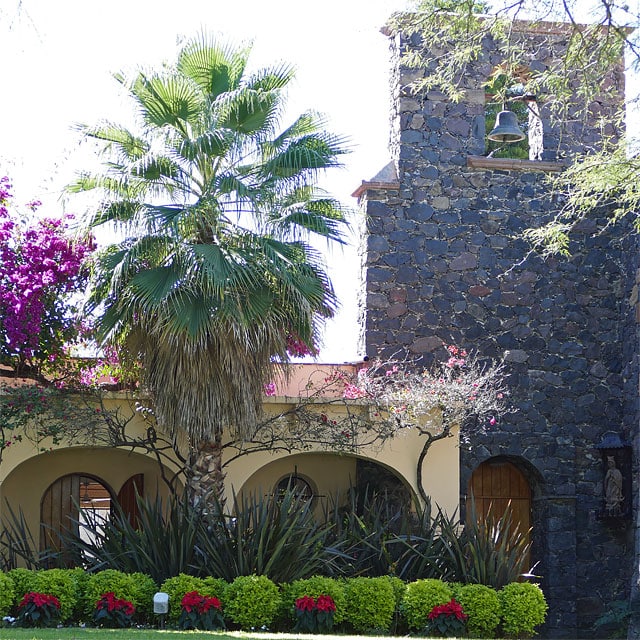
[356,20,639,639]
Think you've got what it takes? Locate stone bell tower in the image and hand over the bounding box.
[355,16,637,639]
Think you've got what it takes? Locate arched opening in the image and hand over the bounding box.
[468,457,532,567]
[239,452,416,518]
[117,473,144,528]
[354,459,413,514]
[274,470,315,503]
[485,64,543,160]
[40,472,144,565]
[40,473,114,565]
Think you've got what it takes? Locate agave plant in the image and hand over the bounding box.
[197,488,336,582]
[62,492,207,583]
[322,488,407,577]
[438,497,533,588]
[63,487,338,583]
[391,500,458,582]
[0,502,60,570]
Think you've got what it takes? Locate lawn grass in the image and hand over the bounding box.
[0,630,415,640]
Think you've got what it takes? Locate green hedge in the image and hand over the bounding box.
[0,568,547,636]
[0,572,14,617]
[500,582,548,637]
[32,569,79,622]
[280,576,346,625]
[401,578,453,630]
[454,583,502,638]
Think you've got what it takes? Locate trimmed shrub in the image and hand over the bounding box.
[224,574,281,630]
[0,572,15,617]
[455,583,501,638]
[281,576,346,625]
[500,582,548,637]
[383,575,407,609]
[384,575,408,634]
[344,576,396,633]
[83,570,142,621]
[159,574,210,622]
[33,569,78,622]
[65,568,89,621]
[202,577,228,600]
[401,578,453,630]
[7,568,37,606]
[128,572,157,622]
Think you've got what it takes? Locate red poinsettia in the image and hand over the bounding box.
[16,592,61,628]
[178,591,225,631]
[93,592,135,628]
[427,598,468,637]
[294,594,336,633]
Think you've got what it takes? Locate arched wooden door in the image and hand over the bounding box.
[469,458,532,540]
[40,474,113,564]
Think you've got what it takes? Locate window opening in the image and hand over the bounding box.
[275,467,314,502]
[485,65,543,160]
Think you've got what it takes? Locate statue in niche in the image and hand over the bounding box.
[604,455,624,515]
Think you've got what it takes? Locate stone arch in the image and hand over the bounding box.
[462,453,545,504]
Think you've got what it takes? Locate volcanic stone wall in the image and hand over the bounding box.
[357,21,637,639]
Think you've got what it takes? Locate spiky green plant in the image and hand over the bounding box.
[439,497,533,588]
[391,499,457,582]
[197,488,335,582]
[62,492,207,583]
[64,487,338,583]
[0,503,57,570]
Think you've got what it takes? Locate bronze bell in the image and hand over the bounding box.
[487,109,526,143]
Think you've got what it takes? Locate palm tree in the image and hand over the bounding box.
[70,34,348,504]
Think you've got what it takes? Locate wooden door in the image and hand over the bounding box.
[40,474,112,563]
[469,459,531,539]
[40,474,80,557]
[117,474,144,528]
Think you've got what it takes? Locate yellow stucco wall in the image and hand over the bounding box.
[0,381,461,552]
[225,410,460,516]
[1,446,172,539]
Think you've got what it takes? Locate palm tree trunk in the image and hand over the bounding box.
[188,432,225,510]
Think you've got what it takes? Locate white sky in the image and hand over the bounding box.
[1,0,636,363]
[0,0,410,363]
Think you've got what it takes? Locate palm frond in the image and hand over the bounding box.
[177,34,250,97]
[268,196,347,243]
[244,62,296,92]
[178,130,233,161]
[78,122,149,160]
[131,72,205,131]
[216,86,281,136]
[262,111,323,155]
[260,135,345,183]
[130,266,184,307]
[89,200,142,227]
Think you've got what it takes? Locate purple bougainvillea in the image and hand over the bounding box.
[0,176,95,373]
